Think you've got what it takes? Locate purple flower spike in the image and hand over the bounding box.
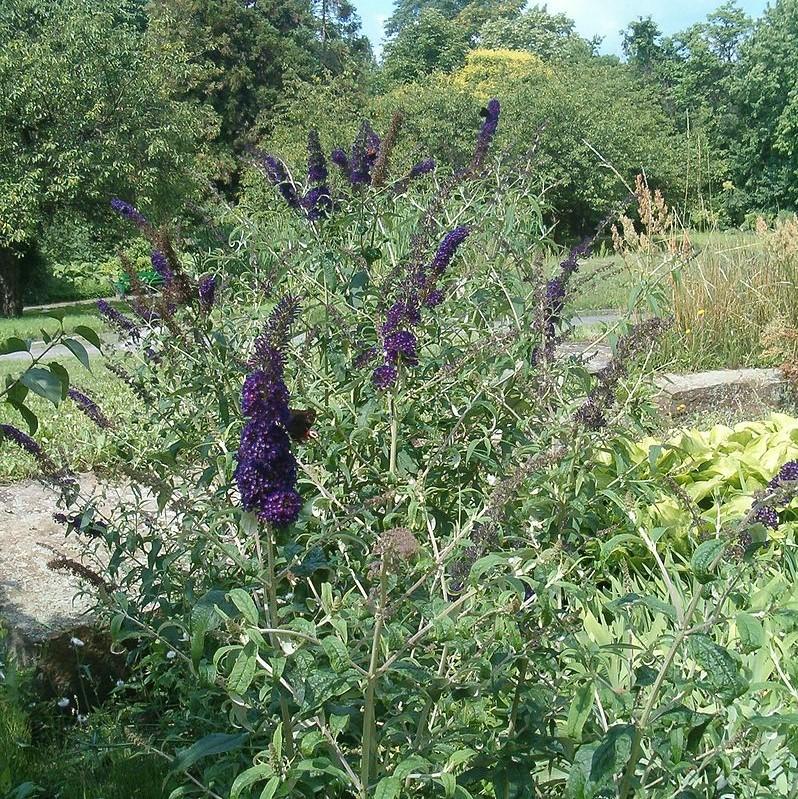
[754,506,779,529]
[306,129,328,186]
[410,158,435,178]
[68,388,111,429]
[430,227,470,275]
[372,364,398,390]
[97,299,139,340]
[772,460,798,486]
[110,198,148,229]
[255,151,301,210]
[198,275,217,312]
[0,423,57,471]
[425,289,444,308]
[235,297,302,526]
[384,330,418,366]
[150,250,173,283]
[331,148,349,175]
[473,99,500,166]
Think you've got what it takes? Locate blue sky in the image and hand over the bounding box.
[353,0,771,57]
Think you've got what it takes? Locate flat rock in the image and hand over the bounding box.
[654,368,788,417]
[0,475,121,660]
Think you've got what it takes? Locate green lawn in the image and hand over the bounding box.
[0,357,141,483]
[0,301,128,343]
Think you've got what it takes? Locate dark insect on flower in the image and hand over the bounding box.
[286,408,317,442]
[68,388,112,429]
[110,197,149,229]
[1,423,57,472]
[198,275,218,312]
[372,364,397,390]
[97,299,139,340]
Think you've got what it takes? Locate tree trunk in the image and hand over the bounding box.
[0,246,24,318]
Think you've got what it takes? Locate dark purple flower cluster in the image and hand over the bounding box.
[752,459,798,529]
[302,130,333,221]
[151,250,173,283]
[198,275,217,312]
[0,423,56,472]
[370,227,470,389]
[111,198,149,229]
[97,299,139,340]
[410,158,436,178]
[235,297,303,527]
[534,240,592,363]
[306,129,327,185]
[68,388,111,429]
[472,99,500,167]
[256,151,302,210]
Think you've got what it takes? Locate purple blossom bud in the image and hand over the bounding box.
[150,250,172,283]
[261,489,303,527]
[424,289,444,308]
[68,388,111,429]
[430,227,470,275]
[384,330,418,366]
[255,151,301,210]
[97,299,139,340]
[754,506,779,529]
[110,198,148,229]
[473,99,500,166]
[372,364,397,390]
[331,148,349,175]
[198,275,217,312]
[410,158,435,178]
[0,423,57,471]
[306,129,328,185]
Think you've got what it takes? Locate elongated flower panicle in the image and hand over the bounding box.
[235,296,303,526]
[151,250,173,283]
[751,459,798,529]
[68,388,111,429]
[255,151,301,210]
[198,275,217,312]
[0,423,57,472]
[370,226,471,388]
[97,299,139,340]
[472,99,500,167]
[372,111,404,188]
[111,198,149,230]
[306,129,328,185]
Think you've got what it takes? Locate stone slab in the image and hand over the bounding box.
[654,368,788,417]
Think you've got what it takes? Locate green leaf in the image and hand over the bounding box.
[63,338,91,371]
[44,308,66,322]
[374,776,402,799]
[585,724,633,798]
[566,683,594,743]
[0,337,29,355]
[74,325,103,351]
[171,732,247,774]
[230,764,275,799]
[748,713,798,729]
[227,641,257,694]
[322,636,349,673]
[691,540,725,583]
[259,777,280,799]
[687,634,748,702]
[228,588,259,626]
[735,612,764,653]
[20,367,64,406]
[438,773,456,798]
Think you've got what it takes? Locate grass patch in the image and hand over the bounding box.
[0,357,141,483]
[0,301,127,343]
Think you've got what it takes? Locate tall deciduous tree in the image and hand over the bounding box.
[0,0,214,317]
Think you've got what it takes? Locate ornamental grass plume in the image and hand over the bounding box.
[235,296,304,526]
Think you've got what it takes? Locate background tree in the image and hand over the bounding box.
[478,4,599,61]
[0,0,214,317]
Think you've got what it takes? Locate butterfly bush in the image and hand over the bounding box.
[22,96,798,799]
